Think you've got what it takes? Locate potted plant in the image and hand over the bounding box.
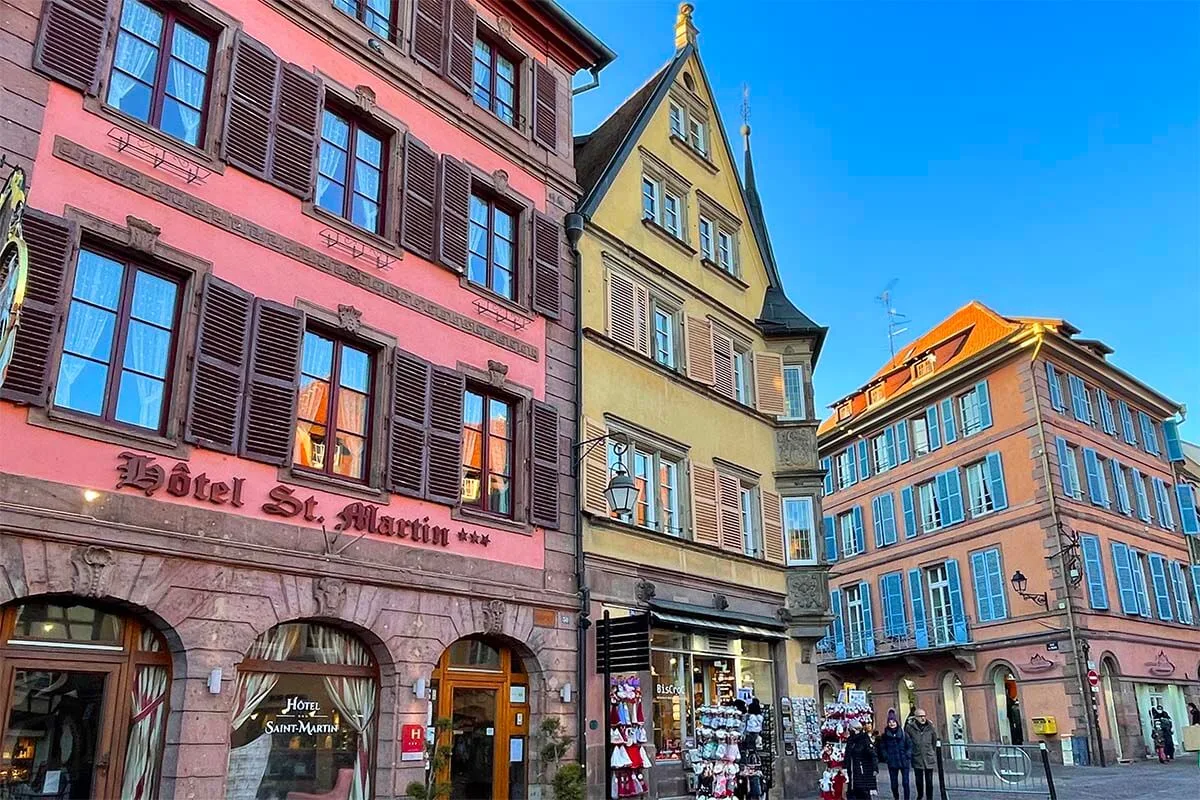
[535,716,584,800]
[407,718,453,800]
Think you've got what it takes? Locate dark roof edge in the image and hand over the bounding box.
[649,598,788,630]
[577,44,693,216]
[534,0,617,69]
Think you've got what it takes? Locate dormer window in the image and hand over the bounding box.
[867,385,885,406]
[913,355,935,379]
[837,401,852,421]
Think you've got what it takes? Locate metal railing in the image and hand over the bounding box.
[814,616,975,663]
[935,741,1056,800]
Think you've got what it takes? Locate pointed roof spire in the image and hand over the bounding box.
[675,2,698,50]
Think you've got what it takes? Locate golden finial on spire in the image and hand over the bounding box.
[675,3,698,50]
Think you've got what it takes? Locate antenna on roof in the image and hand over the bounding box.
[741,84,751,128]
[876,280,910,360]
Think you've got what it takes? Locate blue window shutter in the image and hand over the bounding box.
[1110,460,1130,514]
[872,496,884,549]
[901,486,917,539]
[986,549,1007,620]
[1148,554,1174,621]
[882,494,897,545]
[861,582,876,655]
[1164,420,1184,462]
[945,559,968,643]
[926,405,941,450]
[1069,375,1088,422]
[896,422,910,463]
[830,590,845,659]
[943,468,965,524]
[1194,566,1200,625]
[1046,363,1065,411]
[823,515,837,562]
[1055,437,1073,497]
[1169,561,1193,625]
[1080,535,1108,610]
[1111,542,1137,614]
[822,457,834,496]
[881,573,907,637]
[941,398,958,444]
[975,380,993,430]
[1097,389,1116,435]
[970,551,993,622]
[852,506,865,554]
[884,427,897,468]
[1151,478,1169,528]
[1083,448,1106,507]
[908,569,929,648]
[1132,469,1151,521]
[858,439,871,479]
[1130,551,1151,618]
[985,451,1008,511]
[1138,412,1156,454]
[847,446,858,484]
[1176,484,1199,535]
[935,472,949,524]
[1119,401,1137,445]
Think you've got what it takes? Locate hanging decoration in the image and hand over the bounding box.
[818,695,873,800]
[609,675,649,798]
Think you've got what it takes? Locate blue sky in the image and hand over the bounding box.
[566,0,1200,433]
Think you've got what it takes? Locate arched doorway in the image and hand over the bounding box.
[991,665,1024,745]
[432,637,531,800]
[896,675,919,724]
[819,681,837,711]
[0,597,171,799]
[226,621,378,800]
[941,672,967,758]
[1099,656,1123,761]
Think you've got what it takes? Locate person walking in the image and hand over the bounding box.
[878,708,913,800]
[1159,709,1175,761]
[844,718,879,800]
[1188,702,1200,726]
[1151,710,1167,763]
[905,708,937,800]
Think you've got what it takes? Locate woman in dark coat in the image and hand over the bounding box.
[878,709,913,800]
[845,718,879,799]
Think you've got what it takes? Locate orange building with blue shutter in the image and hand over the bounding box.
[817,300,1200,765]
[0,0,612,797]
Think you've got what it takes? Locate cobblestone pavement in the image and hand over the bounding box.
[1045,757,1199,800]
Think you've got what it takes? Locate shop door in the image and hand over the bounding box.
[448,684,507,800]
[0,660,121,799]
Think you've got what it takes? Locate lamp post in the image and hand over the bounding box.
[1010,570,1050,610]
[575,430,639,518]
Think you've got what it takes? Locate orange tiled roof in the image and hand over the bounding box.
[818,301,1037,436]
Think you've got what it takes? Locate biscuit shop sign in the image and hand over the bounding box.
[113,451,490,548]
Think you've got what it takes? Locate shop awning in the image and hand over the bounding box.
[650,610,790,640]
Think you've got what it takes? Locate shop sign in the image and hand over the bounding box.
[113,451,489,548]
[401,724,425,761]
[0,165,29,390]
[264,697,340,735]
[656,683,681,696]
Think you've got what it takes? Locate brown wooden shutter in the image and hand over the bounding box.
[436,155,470,274]
[634,284,651,356]
[531,211,562,319]
[271,64,323,199]
[387,349,431,497]
[690,463,720,547]
[445,0,476,93]
[400,133,438,260]
[753,351,786,416]
[32,0,110,93]
[580,416,609,516]
[760,490,785,564]
[425,366,464,505]
[684,314,714,385]
[606,270,638,351]
[716,471,744,552]
[183,275,252,452]
[222,32,279,181]
[411,0,447,73]
[712,328,735,398]
[240,299,303,465]
[530,399,561,528]
[0,210,75,405]
[532,62,558,150]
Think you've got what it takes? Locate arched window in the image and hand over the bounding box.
[227,622,378,800]
[0,599,171,800]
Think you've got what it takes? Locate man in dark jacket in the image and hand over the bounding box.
[878,708,913,800]
[904,708,937,800]
[845,718,878,800]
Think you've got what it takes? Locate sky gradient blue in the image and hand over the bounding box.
[566,0,1200,433]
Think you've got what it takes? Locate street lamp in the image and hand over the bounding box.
[1010,570,1049,610]
[575,430,638,517]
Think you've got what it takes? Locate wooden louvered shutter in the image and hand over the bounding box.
[580,416,609,516]
[634,284,651,356]
[411,0,447,73]
[712,328,735,398]
[425,366,464,504]
[0,211,74,405]
[530,400,561,528]
[387,349,431,497]
[531,211,562,319]
[271,64,323,198]
[753,352,786,416]
[690,463,720,547]
[222,32,279,180]
[240,299,303,465]
[685,314,714,385]
[445,0,476,93]
[760,490,785,564]
[400,133,438,260]
[606,271,638,351]
[33,0,110,93]
[436,156,470,273]
[532,62,558,150]
[183,276,251,452]
[716,471,743,552]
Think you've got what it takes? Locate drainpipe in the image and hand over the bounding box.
[564,211,588,765]
[571,66,603,96]
[1029,361,1102,765]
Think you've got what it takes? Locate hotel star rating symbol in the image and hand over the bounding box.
[457,528,491,546]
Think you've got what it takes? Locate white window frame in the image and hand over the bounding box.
[782,496,817,566]
[918,479,941,532]
[740,484,760,557]
[641,177,659,222]
[926,564,954,646]
[698,216,715,261]
[662,191,682,237]
[669,102,685,139]
[836,450,854,489]
[844,584,867,657]
[911,416,930,456]
[1062,444,1083,499]
[872,432,893,473]
[839,511,859,557]
[608,439,686,537]
[688,118,707,155]
[959,388,984,436]
[782,364,806,420]
[717,230,735,273]
[733,349,750,406]
[965,461,995,517]
[652,303,677,369]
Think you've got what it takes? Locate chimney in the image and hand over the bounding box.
[675,2,698,49]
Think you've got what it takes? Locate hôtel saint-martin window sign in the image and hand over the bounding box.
[0,164,29,391]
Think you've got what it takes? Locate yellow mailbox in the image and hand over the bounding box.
[1031,716,1058,735]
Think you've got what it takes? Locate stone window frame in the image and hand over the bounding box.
[605,416,693,540]
[697,190,745,286]
[459,164,536,316]
[667,87,715,169]
[638,147,694,253]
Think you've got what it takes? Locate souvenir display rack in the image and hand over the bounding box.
[608,675,649,798]
[818,697,873,800]
[790,696,821,760]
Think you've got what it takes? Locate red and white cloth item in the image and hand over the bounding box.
[818,698,873,800]
[609,676,649,799]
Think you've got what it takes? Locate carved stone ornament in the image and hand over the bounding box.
[125,215,161,253]
[634,580,656,604]
[336,304,363,333]
[71,546,116,598]
[776,427,817,469]
[1025,653,1055,673]
[1146,650,1175,677]
[497,16,513,38]
[785,569,829,616]
[487,360,509,387]
[313,577,348,616]
[354,85,376,112]
[712,593,729,611]
[482,599,507,634]
[492,169,509,194]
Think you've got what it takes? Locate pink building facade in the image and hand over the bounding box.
[0,0,611,797]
